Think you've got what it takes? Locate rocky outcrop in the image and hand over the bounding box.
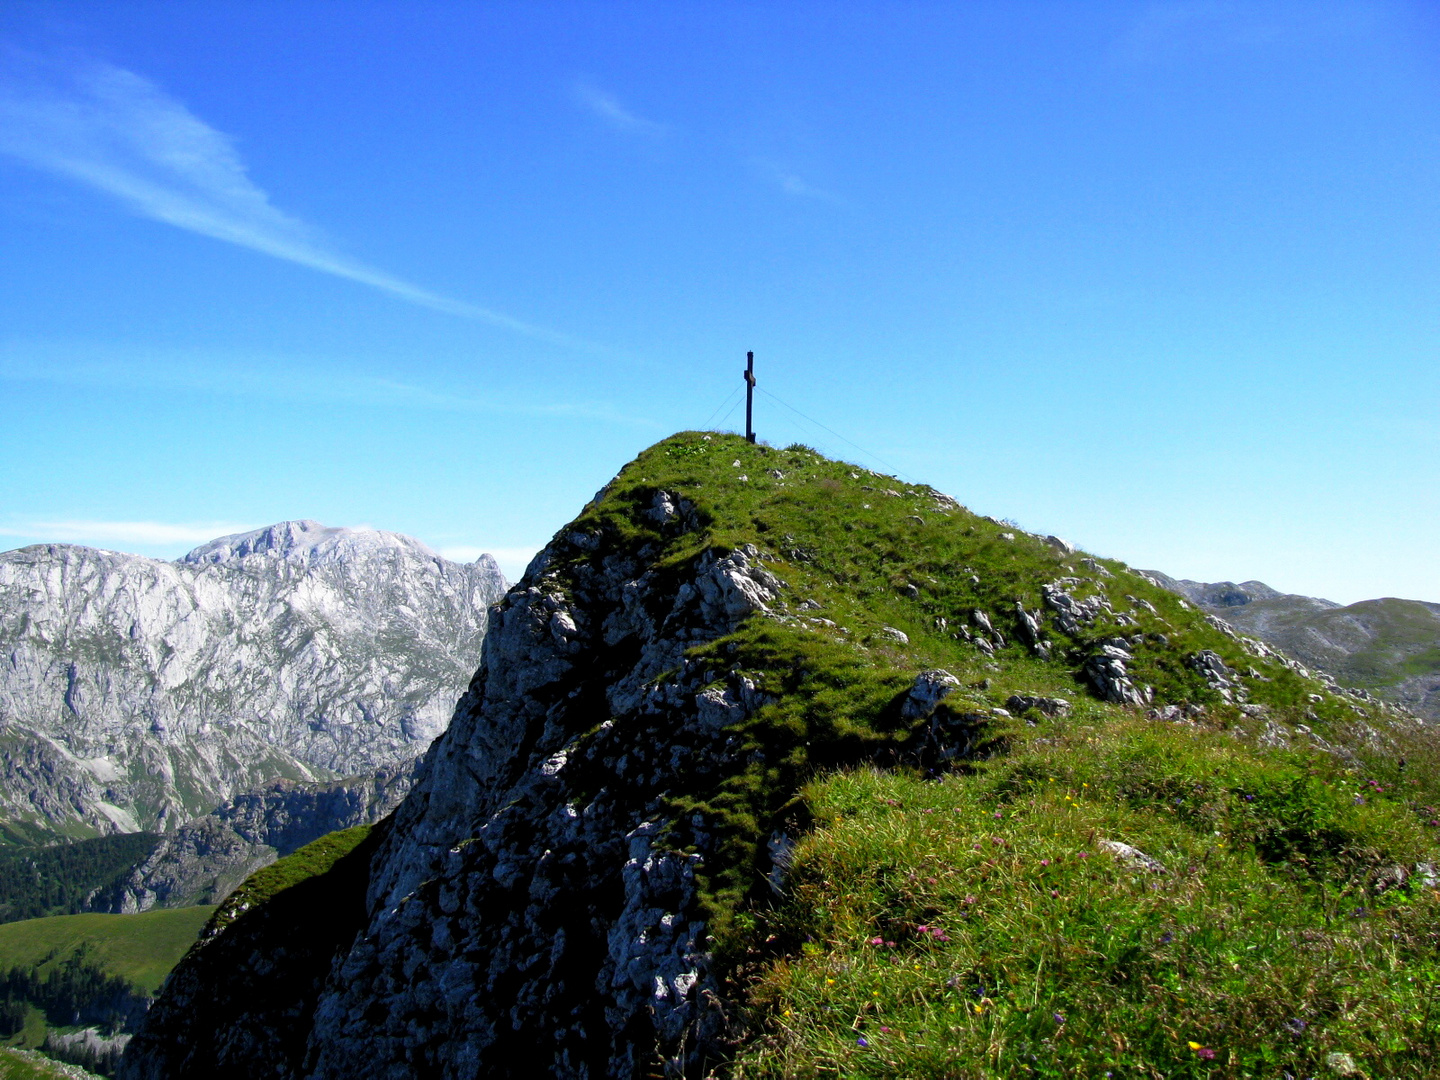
[1005,694,1071,718]
[44,1027,131,1077]
[1187,649,1245,704]
[121,518,807,1078]
[0,522,507,839]
[1085,641,1148,706]
[89,762,418,912]
[298,536,792,1079]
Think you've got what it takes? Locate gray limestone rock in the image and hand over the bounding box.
[1098,839,1167,874]
[0,523,507,840]
[1005,695,1071,718]
[900,670,961,720]
[1085,645,1147,706]
[1041,582,1111,637]
[1188,649,1246,704]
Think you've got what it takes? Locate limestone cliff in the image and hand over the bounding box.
[0,521,506,842]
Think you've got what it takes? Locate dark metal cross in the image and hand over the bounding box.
[744,350,756,444]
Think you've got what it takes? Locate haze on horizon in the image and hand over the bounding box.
[1,1,1436,606]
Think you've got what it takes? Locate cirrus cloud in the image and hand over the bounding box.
[0,51,580,345]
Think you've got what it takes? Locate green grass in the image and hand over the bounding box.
[731,717,1440,1078]
[201,824,371,939]
[537,434,1395,951]
[0,1046,103,1079]
[0,908,214,995]
[548,433,1439,1076]
[2,1008,46,1052]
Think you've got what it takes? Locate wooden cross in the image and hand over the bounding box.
[744,350,756,444]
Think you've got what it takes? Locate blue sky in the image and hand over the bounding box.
[0,1,1436,602]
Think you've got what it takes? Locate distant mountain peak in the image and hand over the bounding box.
[1138,571,1335,611]
[0,521,510,843]
[180,520,454,568]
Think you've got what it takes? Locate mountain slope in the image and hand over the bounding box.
[0,522,506,843]
[1143,572,1440,721]
[87,762,417,913]
[121,435,1440,1079]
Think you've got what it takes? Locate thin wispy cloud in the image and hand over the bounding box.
[0,52,577,345]
[1112,2,1369,64]
[0,520,259,549]
[574,81,666,136]
[0,341,664,429]
[753,159,849,208]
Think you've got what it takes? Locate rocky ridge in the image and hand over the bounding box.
[1142,571,1440,721]
[0,521,507,842]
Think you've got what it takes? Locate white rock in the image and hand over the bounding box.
[0,524,508,836]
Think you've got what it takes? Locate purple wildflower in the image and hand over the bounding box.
[857,1035,869,1048]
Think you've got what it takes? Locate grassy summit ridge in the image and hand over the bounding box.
[563,433,1440,1076]
[149,432,1440,1077]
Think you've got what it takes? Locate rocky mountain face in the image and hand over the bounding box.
[121,435,1416,1080]
[0,521,507,844]
[1142,572,1440,721]
[89,761,419,913]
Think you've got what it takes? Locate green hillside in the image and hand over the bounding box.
[197,824,371,941]
[585,434,1440,1075]
[1282,597,1440,700]
[0,1046,103,1079]
[0,908,214,996]
[1195,590,1440,721]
